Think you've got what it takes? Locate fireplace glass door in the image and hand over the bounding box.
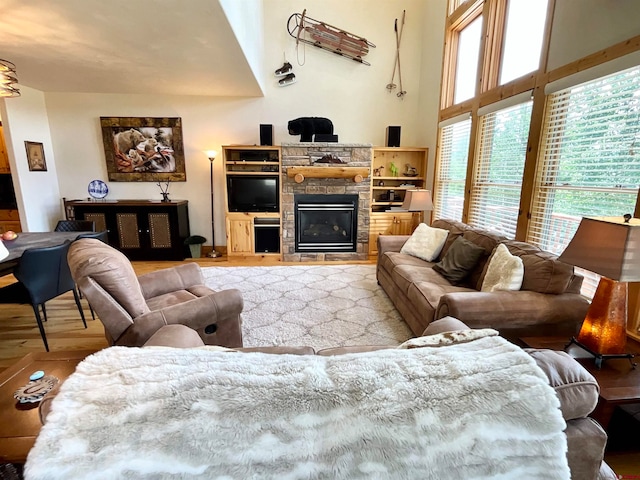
[295,194,358,252]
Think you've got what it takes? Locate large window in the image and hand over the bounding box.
[468,99,533,237]
[453,16,482,104]
[499,0,548,84]
[433,117,472,221]
[528,66,640,294]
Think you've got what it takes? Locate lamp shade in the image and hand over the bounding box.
[558,216,640,282]
[205,150,217,162]
[402,189,433,212]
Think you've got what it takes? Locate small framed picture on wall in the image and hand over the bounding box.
[25,141,47,171]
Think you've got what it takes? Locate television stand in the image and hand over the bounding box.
[223,146,282,259]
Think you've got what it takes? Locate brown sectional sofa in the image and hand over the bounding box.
[377,219,590,340]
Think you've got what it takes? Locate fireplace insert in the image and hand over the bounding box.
[294,194,358,252]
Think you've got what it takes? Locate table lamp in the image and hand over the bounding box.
[558,215,640,368]
[205,150,222,258]
[402,189,433,229]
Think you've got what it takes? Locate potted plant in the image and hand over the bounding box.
[184,235,207,258]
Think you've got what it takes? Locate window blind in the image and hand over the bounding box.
[433,118,472,221]
[468,100,533,237]
[528,65,640,297]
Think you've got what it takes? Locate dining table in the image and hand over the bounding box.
[0,232,90,277]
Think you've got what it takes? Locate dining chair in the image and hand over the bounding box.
[12,240,87,351]
[75,231,109,243]
[54,220,95,232]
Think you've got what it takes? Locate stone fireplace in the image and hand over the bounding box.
[281,143,372,261]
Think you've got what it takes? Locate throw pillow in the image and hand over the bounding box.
[399,223,449,262]
[432,236,485,284]
[481,243,524,292]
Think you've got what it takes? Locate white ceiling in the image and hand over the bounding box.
[0,0,263,97]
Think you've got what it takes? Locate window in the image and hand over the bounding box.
[468,98,533,237]
[454,16,483,104]
[499,0,548,84]
[433,117,472,221]
[528,66,640,295]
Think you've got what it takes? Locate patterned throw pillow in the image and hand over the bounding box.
[481,243,524,292]
[400,223,449,262]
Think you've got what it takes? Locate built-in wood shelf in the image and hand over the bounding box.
[286,166,370,183]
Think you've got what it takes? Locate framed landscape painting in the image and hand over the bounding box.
[100,117,186,182]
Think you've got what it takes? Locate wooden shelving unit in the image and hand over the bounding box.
[223,146,282,258]
[369,147,429,255]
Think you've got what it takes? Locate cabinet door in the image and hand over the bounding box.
[227,217,253,255]
[116,212,142,251]
[368,213,413,255]
[394,215,414,235]
[0,209,21,233]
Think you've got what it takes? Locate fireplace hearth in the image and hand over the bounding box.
[295,194,358,252]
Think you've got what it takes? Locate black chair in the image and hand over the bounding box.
[12,241,87,351]
[54,220,95,232]
[75,231,109,243]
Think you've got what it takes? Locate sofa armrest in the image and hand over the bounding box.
[117,289,244,347]
[377,235,410,256]
[138,263,205,299]
[435,290,589,329]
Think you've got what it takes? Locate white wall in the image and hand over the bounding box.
[43,0,441,247]
[417,0,448,193]
[547,0,640,71]
[219,0,265,94]
[1,86,61,231]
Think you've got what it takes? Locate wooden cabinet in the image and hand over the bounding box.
[223,146,282,258]
[65,200,190,260]
[368,212,413,255]
[0,209,21,234]
[0,125,10,174]
[369,147,428,254]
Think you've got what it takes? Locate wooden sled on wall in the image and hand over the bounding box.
[287,10,376,65]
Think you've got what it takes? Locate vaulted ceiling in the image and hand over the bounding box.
[0,0,263,97]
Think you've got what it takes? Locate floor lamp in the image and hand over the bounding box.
[558,215,640,368]
[205,150,221,258]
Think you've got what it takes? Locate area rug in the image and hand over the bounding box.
[201,264,413,349]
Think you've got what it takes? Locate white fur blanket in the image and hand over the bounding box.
[26,334,569,479]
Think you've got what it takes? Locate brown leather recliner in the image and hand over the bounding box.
[67,238,243,347]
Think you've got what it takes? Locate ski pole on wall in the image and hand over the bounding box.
[386,10,406,98]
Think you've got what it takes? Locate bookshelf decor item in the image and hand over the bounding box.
[100,117,186,182]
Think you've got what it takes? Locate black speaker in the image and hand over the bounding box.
[314,134,338,142]
[260,124,273,146]
[386,126,401,147]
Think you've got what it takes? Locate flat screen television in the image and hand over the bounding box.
[227,175,279,212]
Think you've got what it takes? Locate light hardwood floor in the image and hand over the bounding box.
[0,256,638,474]
[0,256,372,371]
